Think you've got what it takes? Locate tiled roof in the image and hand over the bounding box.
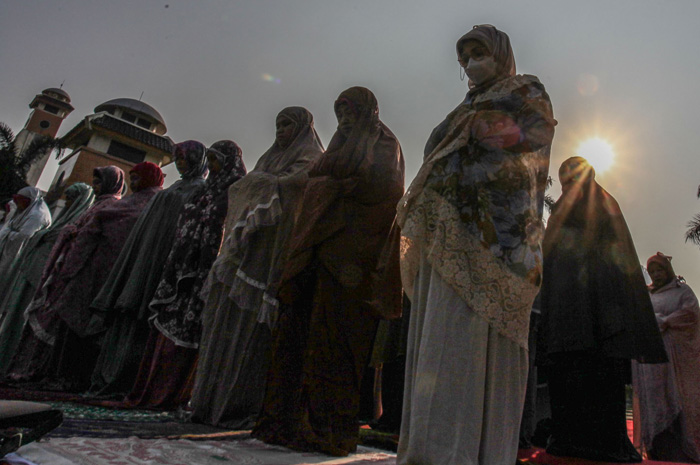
[90,114,173,152]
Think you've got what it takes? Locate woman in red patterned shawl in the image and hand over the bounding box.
[7,163,163,391]
[254,87,404,456]
[121,140,246,409]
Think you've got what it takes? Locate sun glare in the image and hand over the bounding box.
[576,138,615,173]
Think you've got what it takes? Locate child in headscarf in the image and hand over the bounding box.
[121,140,246,409]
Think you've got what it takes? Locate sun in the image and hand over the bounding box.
[576,138,615,174]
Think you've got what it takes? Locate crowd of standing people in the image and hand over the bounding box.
[0,24,699,464]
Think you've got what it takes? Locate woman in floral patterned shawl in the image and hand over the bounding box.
[396,25,556,465]
[0,182,94,376]
[88,141,209,397]
[190,107,323,428]
[121,140,246,409]
[254,88,404,456]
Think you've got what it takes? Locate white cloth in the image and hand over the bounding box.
[0,187,51,278]
[397,254,528,465]
[632,280,700,461]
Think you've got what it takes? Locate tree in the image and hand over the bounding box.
[0,122,63,203]
[685,185,700,246]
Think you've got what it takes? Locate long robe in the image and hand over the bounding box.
[122,140,246,409]
[0,184,93,376]
[89,143,208,396]
[397,26,556,465]
[633,280,700,462]
[191,107,323,428]
[254,88,404,456]
[538,164,667,462]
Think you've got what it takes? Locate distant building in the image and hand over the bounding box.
[49,98,174,194]
[17,87,75,187]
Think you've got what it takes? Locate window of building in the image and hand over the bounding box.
[107,140,146,164]
[136,118,152,130]
[121,112,137,123]
[39,120,51,129]
[43,104,60,115]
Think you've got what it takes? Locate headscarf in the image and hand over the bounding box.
[94,166,127,198]
[253,106,325,174]
[148,140,246,347]
[457,24,516,94]
[311,86,383,179]
[206,140,247,195]
[43,183,94,236]
[646,252,679,291]
[173,140,209,180]
[1,187,50,234]
[130,162,164,190]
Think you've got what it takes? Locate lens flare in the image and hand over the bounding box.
[261,73,281,84]
[576,137,615,174]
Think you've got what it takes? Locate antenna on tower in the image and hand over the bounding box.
[59,80,66,89]
[139,91,144,101]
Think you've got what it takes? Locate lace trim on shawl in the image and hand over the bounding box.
[227,193,282,242]
[151,316,199,349]
[226,269,280,330]
[401,189,538,348]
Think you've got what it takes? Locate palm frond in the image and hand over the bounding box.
[546,175,553,190]
[15,135,64,171]
[685,214,700,245]
[544,194,555,214]
[0,122,15,151]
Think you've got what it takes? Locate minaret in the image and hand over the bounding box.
[17,87,75,187]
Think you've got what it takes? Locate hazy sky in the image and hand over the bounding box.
[3,0,700,285]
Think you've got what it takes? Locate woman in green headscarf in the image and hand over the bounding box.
[0,183,94,375]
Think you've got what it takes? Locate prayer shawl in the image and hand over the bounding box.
[538,162,667,363]
[204,107,324,328]
[397,73,556,348]
[25,166,143,344]
[89,141,208,325]
[633,279,700,461]
[150,140,247,348]
[281,87,405,321]
[0,183,94,375]
[0,187,52,279]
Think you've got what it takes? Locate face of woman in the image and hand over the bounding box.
[92,176,103,196]
[559,161,586,194]
[460,40,498,86]
[206,152,222,174]
[174,151,190,175]
[276,116,296,149]
[648,262,671,288]
[335,103,357,138]
[12,195,30,212]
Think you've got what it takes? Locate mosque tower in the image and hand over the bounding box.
[16,87,75,186]
[49,98,173,193]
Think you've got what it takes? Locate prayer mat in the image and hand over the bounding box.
[518,447,684,465]
[11,437,396,465]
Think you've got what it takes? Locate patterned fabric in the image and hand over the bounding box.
[150,140,246,348]
[174,140,209,180]
[398,74,556,348]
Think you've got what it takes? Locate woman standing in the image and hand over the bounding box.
[633,253,700,462]
[191,108,323,428]
[396,25,556,465]
[7,166,129,387]
[0,182,94,376]
[254,88,404,456]
[539,157,667,462]
[89,141,208,397]
[122,141,246,409]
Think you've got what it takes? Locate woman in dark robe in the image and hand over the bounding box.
[538,156,667,462]
[190,107,323,428]
[253,87,404,456]
[0,182,94,376]
[88,141,208,397]
[121,140,246,409]
[6,165,135,388]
